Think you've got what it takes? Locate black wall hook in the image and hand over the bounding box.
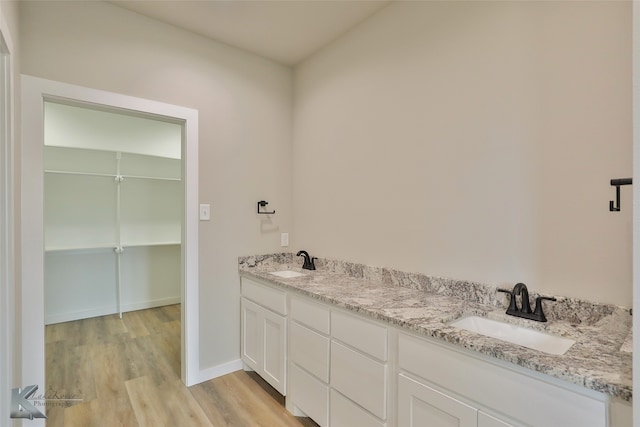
[609,178,632,212]
[257,200,275,215]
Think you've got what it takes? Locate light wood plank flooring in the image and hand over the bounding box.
[45,305,317,427]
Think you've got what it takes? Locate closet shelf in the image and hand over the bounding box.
[45,170,115,179]
[45,169,181,182]
[121,241,181,248]
[45,244,116,253]
[122,174,181,182]
[45,241,182,253]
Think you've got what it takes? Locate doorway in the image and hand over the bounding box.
[21,77,200,419]
[43,101,183,323]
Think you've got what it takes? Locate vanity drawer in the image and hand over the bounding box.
[290,296,330,334]
[241,277,287,315]
[330,389,386,427]
[289,321,330,382]
[330,341,387,420]
[331,310,387,361]
[289,363,329,427]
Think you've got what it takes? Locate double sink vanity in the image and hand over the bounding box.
[238,252,632,427]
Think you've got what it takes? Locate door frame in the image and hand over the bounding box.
[0,9,13,425]
[634,2,639,421]
[20,76,200,402]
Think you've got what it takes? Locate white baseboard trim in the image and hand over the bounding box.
[45,297,181,324]
[45,306,115,325]
[121,297,180,313]
[196,359,243,384]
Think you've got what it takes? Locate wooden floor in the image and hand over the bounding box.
[45,305,317,427]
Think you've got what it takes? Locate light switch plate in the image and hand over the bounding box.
[199,204,211,221]
[281,233,289,247]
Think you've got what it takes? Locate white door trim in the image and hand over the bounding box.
[20,76,201,404]
[0,9,14,427]
[633,2,639,424]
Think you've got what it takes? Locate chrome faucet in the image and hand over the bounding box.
[498,283,556,322]
[296,250,317,270]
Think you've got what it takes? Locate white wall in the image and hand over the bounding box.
[20,1,292,371]
[293,1,632,306]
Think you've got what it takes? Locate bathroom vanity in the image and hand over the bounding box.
[239,253,632,427]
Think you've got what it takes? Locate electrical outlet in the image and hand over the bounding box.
[281,232,289,247]
[199,204,211,221]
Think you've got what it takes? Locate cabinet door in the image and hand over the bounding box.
[241,297,287,395]
[398,374,477,427]
[241,298,261,371]
[262,308,286,395]
[478,412,516,427]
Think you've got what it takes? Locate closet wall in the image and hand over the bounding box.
[44,101,183,324]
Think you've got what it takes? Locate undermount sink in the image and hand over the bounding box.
[450,316,575,355]
[269,270,307,279]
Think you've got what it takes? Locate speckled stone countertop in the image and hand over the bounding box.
[238,253,632,401]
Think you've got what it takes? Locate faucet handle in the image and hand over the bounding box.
[533,296,556,322]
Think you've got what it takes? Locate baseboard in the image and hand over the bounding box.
[196,359,243,384]
[45,306,116,325]
[45,297,181,325]
[120,297,180,313]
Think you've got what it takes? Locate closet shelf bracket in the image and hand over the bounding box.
[609,178,632,212]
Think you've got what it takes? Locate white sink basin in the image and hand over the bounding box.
[450,316,575,355]
[269,270,307,278]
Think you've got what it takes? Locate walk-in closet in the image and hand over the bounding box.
[43,101,183,324]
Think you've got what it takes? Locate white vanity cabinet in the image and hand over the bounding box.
[240,277,287,395]
[398,332,609,427]
[238,273,630,427]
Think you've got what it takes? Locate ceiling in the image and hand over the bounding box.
[109,0,392,66]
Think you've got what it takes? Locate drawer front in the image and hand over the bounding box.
[290,322,330,382]
[290,296,330,334]
[330,341,387,420]
[331,310,387,361]
[289,363,329,427]
[398,333,607,427]
[241,277,287,315]
[330,389,386,427]
[478,412,516,427]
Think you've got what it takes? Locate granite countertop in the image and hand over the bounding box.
[238,254,632,402]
